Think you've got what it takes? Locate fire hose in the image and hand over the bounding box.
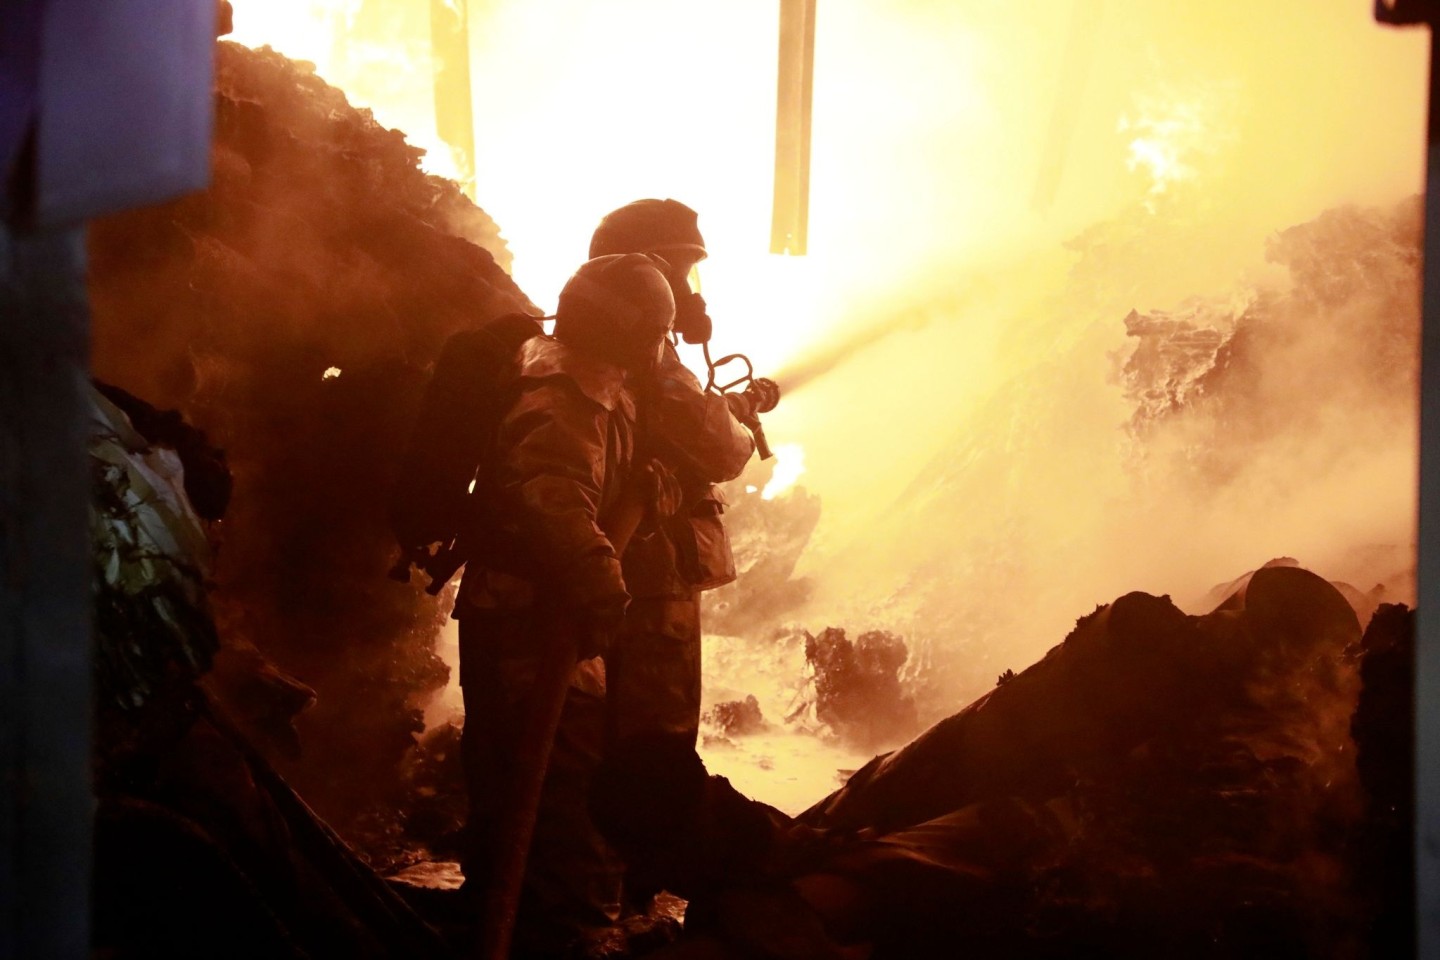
[473,484,649,960]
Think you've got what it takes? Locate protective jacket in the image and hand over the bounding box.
[456,335,637,620]
[623,341,754,602]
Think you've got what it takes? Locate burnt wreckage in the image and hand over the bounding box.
[82,37,1416,960]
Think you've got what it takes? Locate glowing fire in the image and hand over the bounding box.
[762,443,806,500]
[229,1,1429,814]
[228,0,464,183]
[1118,86,1237,205]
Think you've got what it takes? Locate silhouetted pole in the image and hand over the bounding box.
[0,2,215,956]
[0,196,92,960]
[771,0,816,255]
[1374,2,1440,956]
[1421,23,1440,960]
[432,0,477,198]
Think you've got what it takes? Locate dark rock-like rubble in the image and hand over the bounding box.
[87,39,535,827]
[662,566,1399,959]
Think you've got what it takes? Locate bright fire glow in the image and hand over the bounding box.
[761,443,806,501]
[228,0,464,182]
[231,1,1429,812]
[1119,86,1238,205]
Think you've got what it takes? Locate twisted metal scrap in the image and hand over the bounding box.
[88,388,217,712]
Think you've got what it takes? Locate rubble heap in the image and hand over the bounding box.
[1119,198,1421,480]
[798,627,917,751]
[780,566,1372,956]
[86,39,534,825]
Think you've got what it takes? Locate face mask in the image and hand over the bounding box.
[674,292,712,345]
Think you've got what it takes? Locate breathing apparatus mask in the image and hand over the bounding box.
[588,199,779,457]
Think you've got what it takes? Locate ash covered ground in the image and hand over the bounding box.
[84,36,1418,958]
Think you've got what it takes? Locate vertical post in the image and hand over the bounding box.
[1,2,215,955]
[1418,24,1440,958]
[770,0,816,256]
[432,0,477,198]
[1371,6,1440,954]
[0,221,93,960]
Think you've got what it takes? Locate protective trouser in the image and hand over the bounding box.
[458,609,622,954]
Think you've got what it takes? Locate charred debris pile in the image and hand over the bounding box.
[707,566,1409,959]
[87,39,533,827]
[1119,196,1421,487]
[90,406,1413,956]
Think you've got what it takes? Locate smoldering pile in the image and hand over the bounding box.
[87,39,535,828]
[782,194,1424,729]
[695,469,921,757]
[1118,197,1422,498]
[661,566,1410,959]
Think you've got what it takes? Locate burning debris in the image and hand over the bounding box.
[794,192,1422,738]
[1118,198,1422,476]
[796,627,918,752]
[703,695,768,740]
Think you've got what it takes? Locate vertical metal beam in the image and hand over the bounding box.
[0,220,92,960]
[1419,25,1440,958]
[1371,7,1440,954]
[2,1,214,954]
[770,0,816,256]
[432,0,477,198]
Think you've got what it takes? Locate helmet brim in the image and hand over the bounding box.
[648,243,708,267]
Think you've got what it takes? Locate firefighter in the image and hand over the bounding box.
[455,253,675,955]
[585,199,781,903]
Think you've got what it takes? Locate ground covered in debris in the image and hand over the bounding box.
[90,398,1413,954]
[82,34,1417,960]
[88,370,1415,956]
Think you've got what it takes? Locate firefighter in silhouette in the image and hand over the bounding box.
[584,199,782,904]
[455,253,675,954]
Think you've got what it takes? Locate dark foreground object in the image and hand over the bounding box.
[648,566,1396,958]
[86,381,1407,958]
[94,705,448,960]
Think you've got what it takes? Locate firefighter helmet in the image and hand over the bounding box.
[588,198,708,265]
[554,254,675,370]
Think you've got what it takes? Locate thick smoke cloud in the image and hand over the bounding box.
[788,192,1420,725]
[88,41,533,825]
